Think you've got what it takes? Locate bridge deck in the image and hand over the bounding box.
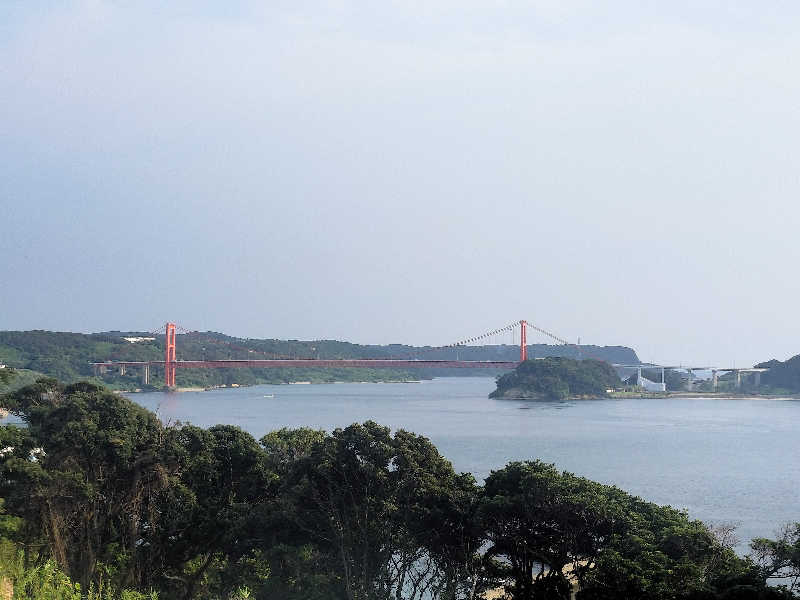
[92,359,519,369]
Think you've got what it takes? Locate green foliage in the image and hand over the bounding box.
[756,355,800,393]
[7,557,82,600]
[750,523,800,594]
[0,367,47,395]
[0,379,172,591]
[152,424,274,599]
[0,367,14,386]
[263,421,486,600]
[0,554,158,600]
[491,357,621,400]
[482,461,765,600]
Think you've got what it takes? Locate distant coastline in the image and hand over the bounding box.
[611,390,800,400]
[495,390,800,401]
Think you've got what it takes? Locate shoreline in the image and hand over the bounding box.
[117,383,800,400]
[121,379,426,394]
[611,390,800,400]
[493,391,800,401]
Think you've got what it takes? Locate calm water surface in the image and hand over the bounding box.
[129,377,800,548]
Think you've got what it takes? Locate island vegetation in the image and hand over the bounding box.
[1,373,797,599]
[495,355,800,399]
[490,358,622,400]
[754,355,800,394]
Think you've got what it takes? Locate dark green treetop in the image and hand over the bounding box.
[490,357,621,400]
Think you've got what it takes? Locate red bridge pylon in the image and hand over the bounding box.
[164,322,176,387]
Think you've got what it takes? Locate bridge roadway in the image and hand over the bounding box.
[92,359,770,390]
[93,360,770,373]
[92,359,519,370]
[91,359,520,385]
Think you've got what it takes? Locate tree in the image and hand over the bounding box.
[0,367,14,386]
[150,424,274,600]
[479,461,765,600]
[480,461,628,600]
[0,379,173,591]
[577,493,765,600]
[265,422,487,600]
[756,355,800,393]
[491,358,620,400]
[750,523,800,595]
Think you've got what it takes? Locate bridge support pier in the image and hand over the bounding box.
[119,365,126,376]
[712,370,718,390]
[142,363,150,386]
[754,372,761,387]
[735,370,742,389]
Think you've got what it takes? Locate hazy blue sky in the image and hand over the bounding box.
[2,1,800,366]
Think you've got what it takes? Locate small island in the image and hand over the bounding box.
[489,357,621,400]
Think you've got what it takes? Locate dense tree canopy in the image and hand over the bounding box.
[0,379,171,590]
[0,378,795,599]
[756,355,800,393]
[490,358,621,400]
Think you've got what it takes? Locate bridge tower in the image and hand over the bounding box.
[520,320,527,362]
[165,322,176,387]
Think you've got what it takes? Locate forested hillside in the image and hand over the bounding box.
[0,330,639,391]
[756,354,800,392]
[490,357,622,400]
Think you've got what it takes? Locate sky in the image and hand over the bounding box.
[2,1,800,366]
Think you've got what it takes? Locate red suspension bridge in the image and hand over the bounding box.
[93,320,571,388]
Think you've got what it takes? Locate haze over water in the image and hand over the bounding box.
[130,377,800,551]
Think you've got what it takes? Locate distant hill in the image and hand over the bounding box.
[755,354,800,392]
[0,330,639,391]
[490,357,622,400]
